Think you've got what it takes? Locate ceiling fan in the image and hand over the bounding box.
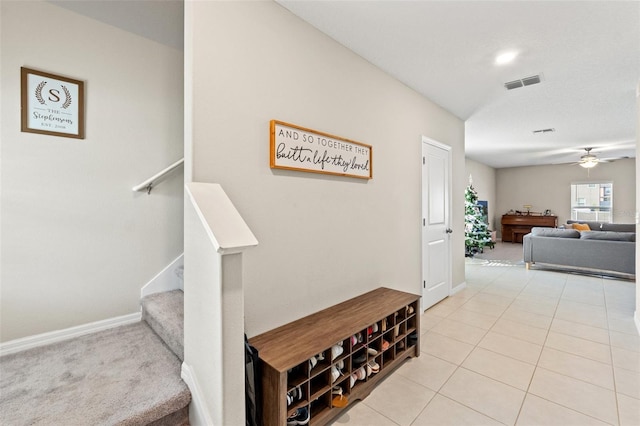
[578,147,600,169]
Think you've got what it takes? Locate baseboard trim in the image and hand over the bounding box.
[141,253,184,299]
[0,312,141,357]
[451,281,467,295]
[635,310,640,336]
[181,363,215,426]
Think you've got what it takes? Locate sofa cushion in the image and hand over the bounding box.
[580,231,636,242]
[572,223,591,231]
[531,227,580,238]
[567,220,602,230]
[601,223,636,233]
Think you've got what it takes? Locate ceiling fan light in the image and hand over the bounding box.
[580,159,598,168]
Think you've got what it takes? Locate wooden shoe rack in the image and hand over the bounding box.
[249,287,420,426]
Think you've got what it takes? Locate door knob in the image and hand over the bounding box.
[446,228,453,234]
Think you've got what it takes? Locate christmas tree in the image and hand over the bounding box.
[465,176,494,257]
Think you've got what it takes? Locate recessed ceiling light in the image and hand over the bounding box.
[495,51,518,65]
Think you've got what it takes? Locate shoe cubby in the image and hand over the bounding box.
[249,287,420,426]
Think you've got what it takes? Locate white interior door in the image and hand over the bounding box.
[422,138,452,311]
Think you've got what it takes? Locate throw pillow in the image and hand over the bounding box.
[572,223,591,231]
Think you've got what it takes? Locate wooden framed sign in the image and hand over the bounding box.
[21,67,85,139]
[270,120,372,179]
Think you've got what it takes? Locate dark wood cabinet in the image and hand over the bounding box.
[249,287,420,426]
[501,214,557,243]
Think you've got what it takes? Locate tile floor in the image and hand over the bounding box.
[331,250,638,425]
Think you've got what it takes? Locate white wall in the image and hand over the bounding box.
[495,159,636,237]
[465,159,496,232]
[186,1,466,338]
[0,1,184,341]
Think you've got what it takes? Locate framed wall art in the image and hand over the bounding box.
[270,120,372,179]
[21,67,85,139]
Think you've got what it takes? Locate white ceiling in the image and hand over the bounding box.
[277,1,639,169]
[50,1,638,169]
[49,0,184,51]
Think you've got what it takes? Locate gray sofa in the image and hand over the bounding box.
[523,222,636,276]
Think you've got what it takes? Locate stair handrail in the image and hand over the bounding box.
[132,158,184,194]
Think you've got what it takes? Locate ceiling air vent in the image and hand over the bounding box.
[522,75,541,86]
[532,128,555,134]
[504,74,543,90]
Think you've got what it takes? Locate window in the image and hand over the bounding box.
[570,182,612,222]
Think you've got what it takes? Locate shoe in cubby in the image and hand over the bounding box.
[330,343,344,361]
[331,385,349,408]
[352,349,367,367]
[368,359,380,374]
[287,406,310,426]
[408,331,418,347]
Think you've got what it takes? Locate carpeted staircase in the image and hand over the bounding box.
[0,290,190,425]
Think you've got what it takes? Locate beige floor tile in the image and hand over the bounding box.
[445,307,499,330]
[608,316,640,335]
[420,312,443,334]
[510,299,558,317]
[420,331,474,365]
[460,299,508,317]
[527,270,567,288]
[516,292,561,306]
[490,318,548,345]
[614,366,640,399]
[617,393,640,426]
[545,332,612,364]
[521,281,565,299]
[439,368,525,425]
[480,285,522,299]
[462,347,535,390]
[331,401,398,426]
[430,318,487,345]
[516,394,610,426]
[555,300,608,329]
[470,292,515,308]
[394,354,457,392]
[486,278,527,290]
[449,287,480,301]
[611,346,640,372]
[550,318,609,345]
[478,331,542,365]
[609,330,640,352]
[605,294,636,311]
[562,283,605,306]
[607,306,637,320]
[528,368,618,425]
[565,275,603,290]
[425,302,457,318]
[362,374,435,426]
[561,287,605,307]
[411,394,502,426]
[558,298,607,315]
[437,295,470,309]
[502,306,553,330]
[538,347,614,390]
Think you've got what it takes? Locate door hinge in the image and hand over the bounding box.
[423,280,426,288]
[423,218,425,226]
[423,156,425,165]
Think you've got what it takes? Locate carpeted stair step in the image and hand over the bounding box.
[0,322,191,425]
[142,289,184,361]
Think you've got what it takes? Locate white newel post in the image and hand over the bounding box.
[181,183,258,426]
